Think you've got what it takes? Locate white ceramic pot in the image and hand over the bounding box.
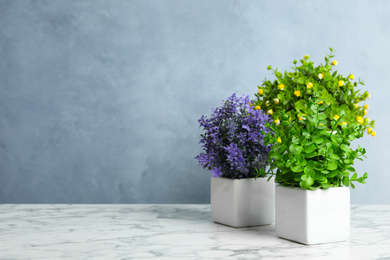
[211,176,275,227]
[275,185,350,245]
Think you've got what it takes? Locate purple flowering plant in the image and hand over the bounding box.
[195,93,273,179]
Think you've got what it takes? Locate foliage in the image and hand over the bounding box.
[255,48,373,189]
[254,48,375,135]
[263,104,368,190]
[196,93,273,179]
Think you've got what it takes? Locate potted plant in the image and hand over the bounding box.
[196,93,275,227]
[254,48,375,244]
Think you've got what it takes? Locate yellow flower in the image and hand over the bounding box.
[255,105,261,110]
[268,109,273,115]
[259,89,264,95]
[307,82,313,89]
[278,84,285,90]
[334,115,340,120]
[317,100,323,105]
[371,131,376,137]
[274,98,280,104]
[367,93,371,99]
[341,122,347,125]
[353,103,358,109]
[319,123,324,126]
[304,54,309,60]
[289,117,292,121]
[349,74,355,80]
[275,119,280,125]
[364,110,367,115]
[356,99,360,102]
[338,80,344,87]
[318,73,324,80]
[277,137,282,143]
[365,117,370,122]
[356,116,363,124]
[294,90,300,97]
[367,128,372,134]
[265,101,270,107]
[364,104,369,110]
[249,103,252,107]
[332,60,338,66]
[298,114,306,121]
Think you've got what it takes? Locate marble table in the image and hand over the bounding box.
[0,205,389,259]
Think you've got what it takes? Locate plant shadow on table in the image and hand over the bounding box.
[210,221,280,244]
[155,205,278,240]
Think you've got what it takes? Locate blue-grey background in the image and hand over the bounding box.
[0,0,388,203]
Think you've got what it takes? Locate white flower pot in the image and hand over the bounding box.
[211,176,275,227]
[275,185,350,245]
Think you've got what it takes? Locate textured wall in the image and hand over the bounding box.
[0,0,389,203]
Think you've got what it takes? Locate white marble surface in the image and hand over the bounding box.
[0,204,389,259]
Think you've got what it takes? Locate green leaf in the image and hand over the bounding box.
[299,181,310,189]
[314,137,324,144]
[342,176,350,186]
[289,144,303,155]
[304,166,315,176]
[304,143,316,154]
[340,144,351,152]
[310,104,318,113]
[291,165,304,173]
[315,174,327,183]
[305,152,318,158]
[295,100,307,110]
[327,170,338,177]
[327,160,338,170]
[351,173,357,181]
[267,65,272,70]
[306,160,315,169]
[357,177,366,184]
[330,153,340,160]
[321,183,333,189]
[300,174,314,187]
[297,154,306,165]
[318,113,327,120]
[314,161,324,170]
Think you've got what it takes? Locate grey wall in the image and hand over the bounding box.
[0,0,389,203]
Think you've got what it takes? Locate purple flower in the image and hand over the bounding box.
[195,93,273,179]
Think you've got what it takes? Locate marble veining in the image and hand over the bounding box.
[0,204,389,259]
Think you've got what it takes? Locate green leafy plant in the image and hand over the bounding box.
[255,48,374,189]
[254,48,375,136]
[263,104,368,190]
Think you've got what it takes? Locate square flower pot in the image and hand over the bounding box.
[211,176,275,227]
[275,185,350,245]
